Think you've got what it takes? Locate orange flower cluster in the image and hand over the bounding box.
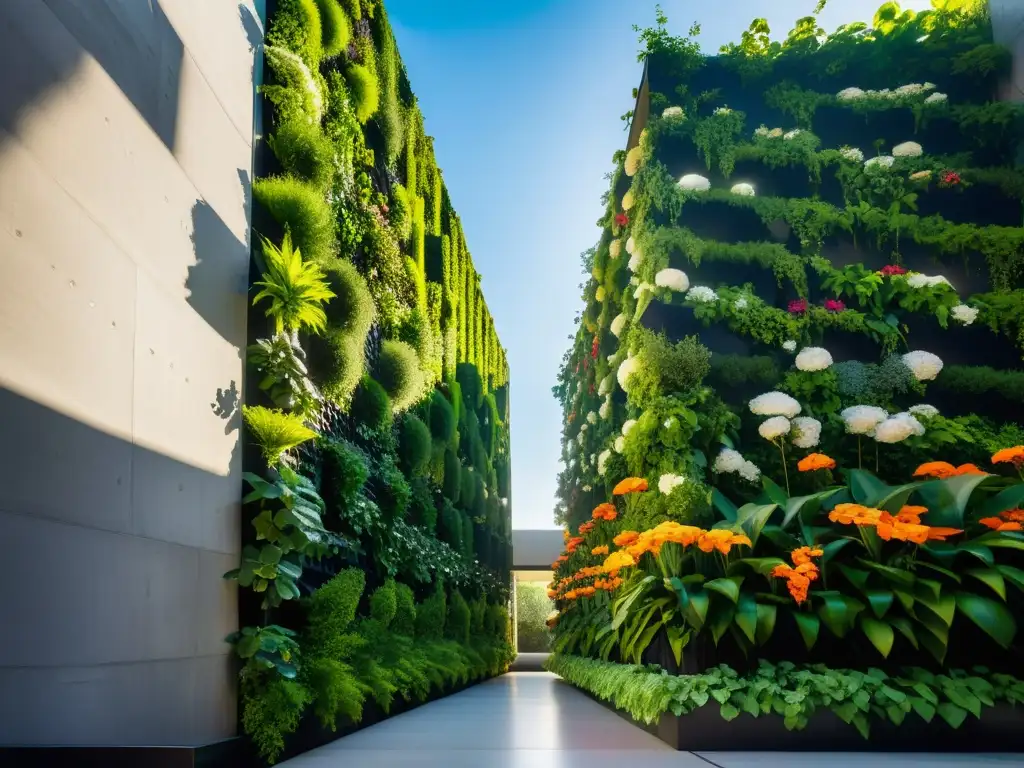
[613,477,648,495]
[771,547,822,604]
[613,530,640,547]
[551,554,568,569]
[993,446,1024,467]
[604,522,752,562]
[564,586,597,600]
[798,453,836,472]
[594,575,623,591]
[602,550,636,572]
[913,461,987,479]
[828,503,963,543]
[591,545,609,556]
[565,536,585,553]
[980,509,1024,532]
[548,565,614,600]
[578,521,596,535]
[592,503,618,521]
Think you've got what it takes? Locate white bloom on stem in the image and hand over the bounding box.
[626,236,637,255]
[598,374,614,396]
[925,92,948,104]
[599,398,612,420]
[784,129,803,140]
[686,286,719,303]
[754,125,770,137]
[582,484,592,491]
[598,449,612,476]
[658,473,686,494]
[759,416,791,441]
[576,431,586,446]
[874,412,925,444]
[586,411,597,425]
[655,268,690,292]
[662,106,684,119]
[617,357,641,392]
[902,350,944,381]
[791,417,822,449]
[896,83,926,97]
[679,174,711,192]
[714,106,733,116]
[735,297,749,310]
[749,391,801,418]
[906,273,951,289]
[581,423,588,432]
[609,239,622,258]
[730,182,756,196]
[621,419,637,436]
[624,146,643,177]
[909,404,939,419]
[768,128,784,138]
[837,87,866,101]
[622,190,635,210]
[841,405,888,436]
[628,253,643,273]
[783,340,797,353]
[865,155,895,169]
[893,141,923,157]
[738,460,762,483]
[610,314,627,338]
[951,304,979,326]
[614,435,625,453]
[795,347,834,372]
[713,448,745,474]
[840,147,864,162]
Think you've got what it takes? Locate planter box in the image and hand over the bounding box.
[585,689,1024,752]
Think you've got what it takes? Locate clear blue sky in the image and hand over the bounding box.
[385,0,932,529]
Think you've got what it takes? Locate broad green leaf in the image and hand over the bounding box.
[909,697,936,722]
[863,589,894,618]
[277,559,302,579]
[612,577,653,630]
[734,593,758,644]
[916,591,955,627]
[665,625,688,666]
[958,542,995,566]
[816,593,864,638]
[708,600,736,644]
[918,474,994,529]
[274,659,298,679]
[236,634,260,657]
[914,561,962,583]
[965,568,1007,600]
[838,565,870,592]
[705,577,743,603]
[821,538,851,563]
[259,544,283,565]
[996,564,1024,593]
[712,488,738,522]
[916,578,942,602]
[975,532,1024,552]
[761,525,802,552]
[847,469,890,505]
[792,610,820,650]
[631,623,662,664]
[720,703,741,721]
[762,476,788,507]
[916,622,949,665]
[876,482,924,513]
[860,616,894,658]
[857,559,915,587]
[955,592,1017,649]
[889,616,918,650]
[736,503,778,545]
[755,603,778,645]
[730,557,786,576]
[979,483,1024,519]
[936,703,968,729]
[782,491,837,531]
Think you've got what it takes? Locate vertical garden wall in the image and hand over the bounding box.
[548,1,1024,747]
[233,0,513,763]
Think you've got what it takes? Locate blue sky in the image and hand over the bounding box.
[385,0,932,529]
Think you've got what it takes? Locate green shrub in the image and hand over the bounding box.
[393,583,417,636]
[480,393,499,458]
[390,183,412,241]
[438,499,463,551]
[305,658,364,730]
[460,465,477,508]
[460,510,475,559]
[935,364,1024,404]
[398,307,434,368]
[351,375,392,431]
[344,63,379,123]
[442,450,462,503]
[428,390,456,444]
[266,0,322,67]
[516,582,553,653]
[456,362,483,409]
[320,438,369,516]
[337,0,360,19]
[415,587,446,639]
[470,598,487,636]
[242,405,316,466]
[308,328,364,407]
[398,413,432,476]
[268,120,335,190]
[408,477,438,530]
[445,590,471,645]
[253,176,335,264]
[313,0,350,58]
[241,675,311,764]
[495,455,510,498]
[708,354,781,389]
[369,580,398,627]
[378,339,425,412]
[305,569,365,659]
[319,258,376,336]
[372,454,411,521]
[485,602,510,642]
[629,328,711,407]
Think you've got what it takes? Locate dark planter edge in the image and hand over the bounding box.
[577,685,1024,753]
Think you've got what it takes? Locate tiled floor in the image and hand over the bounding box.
[279,672,1024,767]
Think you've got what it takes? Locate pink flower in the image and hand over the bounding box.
[824,299,845,312]
[615,213,629,227]
[788,299,808,315]
[879,265,907,277]
[941,171,961,186]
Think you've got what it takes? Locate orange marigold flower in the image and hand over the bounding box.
[613,477,649,495]
[613,530,640,547]
[992,446,1024,466]
[579,586,596,597]
[566,537,585,553]
[791,546,824,565]
[591,545,609,556]
[829,503,883,526]
[896,505,928,525]
[954,463,987,476]
[927,526,964,541]
[697,529,752,555]
[798,453,836,472]
[564,590,579,600]
[913,461,957,479]
[1003,509,1024,522]
[579,521,596,535]
[980,516,1024,532]
[592,503,618,520]
[603,550,636,572]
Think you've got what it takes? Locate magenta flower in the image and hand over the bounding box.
[788,299,808,315]
[824,299,845,312]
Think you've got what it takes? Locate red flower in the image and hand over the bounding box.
[381,203,389,214]
[879,264,907,277]
[824,299,845,312]
[788,298,808,315]
[591,336,599,359]
[615,213,629,227]
[941,170,961,186]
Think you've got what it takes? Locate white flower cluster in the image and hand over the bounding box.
[841,405,888,436]
[624,146,643,177]
[587,411,597,425]
[714,106,733,115]
[759,416,791,440]
[795,346,833,372]
[749,391,801,418]
[622,190,635,210]
[730,182,755,196]
[662,106,684,119]
[783,340,797,353]
[892,141,923,158]
[626,236,637,255]
[576,431,586,446]
[792,416,822,449]
[874,412,925,444]
[713,448,761,483]
[754,125,770,137]
[686,286,718,303]
[679,174,711,192]
[902,350,943,381]
[655,268,690,292]
[658,473,686,495]
[598,449,612,476]
[865,155,895,169]
[925,92,948,104]
[610,314,627,338]
[600,398,612,420]
[609,238,622,258]
[622,419,637,436]
[628,253,643,273]
[838,83,938,103]
[837,87,866,101]
[909,404,939,419]
[951,304,978,325]
[784,129,803,140]
[598,374,614,396]
[906,273,952,289]
[840,147,864,162]
[614,435,625,453]
[735,297,749,310]
[617,356,641,392]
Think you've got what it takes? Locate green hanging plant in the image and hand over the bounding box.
[242,405,317,465]
[253,232,336,334]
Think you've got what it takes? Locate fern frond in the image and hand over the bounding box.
[242,404,317,465]
[253,232,336,334]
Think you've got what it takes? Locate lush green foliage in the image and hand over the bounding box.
[253,176,336,264]
[378,339,426,413]
[516,582,554,653]
[268,119,337,190]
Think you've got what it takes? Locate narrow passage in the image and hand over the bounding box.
[278,673,1016,768]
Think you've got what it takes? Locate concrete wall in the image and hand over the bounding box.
[0,0,262,747]
[990,0,1024,104]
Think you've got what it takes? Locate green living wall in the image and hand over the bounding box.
[229,0,513,763]
[548,0,1024,740]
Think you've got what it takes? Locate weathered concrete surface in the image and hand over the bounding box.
[991,0,1024,103]
[0,0,262,746]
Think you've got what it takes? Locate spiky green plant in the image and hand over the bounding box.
[253,232,335,334]
[242,405,317,465]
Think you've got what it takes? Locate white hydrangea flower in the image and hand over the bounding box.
[714,106,733,115]
[865,155,895,169]
[598,374,614,396]
[655,268,690,292]
[627,253,643,273]
[662,106,684,119]
[610,314,627,338]
[598,449,612,476]
[925,92,948,104]
[621,419,637,436]
[730,182,755,196]
[686,286,718,303]
[599,398,612,420]
[749,392,801,418]
[923,82,937,91]
[582,484,592,492]
[874,412,925,444]
[906,273,952,289]
[839,147,864,163]
[629,276,639,286]
[617,356,641,392]
[951,304,979,325]
[837,87,866,101]
[679,174,711,192]
[735,297,749,310]
[783,340,797,353]
[624,146,643,177]
[581,423,588,432]
[622,190,635,210]
[587,411,597,425]
[754,125,770,137]
[609,238,622,259]
[768,128,784,138]
[892,141,923,158]
[909,404,939,419]
[625,236,639,257]
[590,453,596,465]
[783,129,803,140]
[738,460,762,483]
[614,435,625,453]
[658,473,686,495]
[576,431,586,446]
[841,405,888,436]
[902,350,944,381]
[713,448,745,474]
[759,416,791,440]
[896,83,926,96]
[791,417,822,449]
[795,346,834,372]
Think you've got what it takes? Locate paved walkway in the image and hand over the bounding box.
[279,672,1023,767]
